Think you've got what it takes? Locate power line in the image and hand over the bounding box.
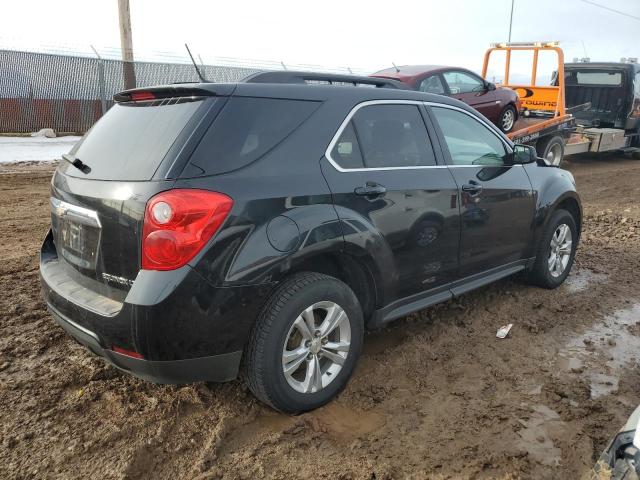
[578,0,640,22]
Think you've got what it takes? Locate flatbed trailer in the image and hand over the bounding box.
[482,42,640,165]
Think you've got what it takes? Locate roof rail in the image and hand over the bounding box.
[241,71,408,89]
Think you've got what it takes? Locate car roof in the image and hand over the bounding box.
[371,65,458,81]
[120,80,470,107]
[116,80,500,138]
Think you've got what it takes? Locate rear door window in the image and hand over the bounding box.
[187,97,319,175]
[419,75,446,94]
[67,98,204,180]
[330,122,364,169]
[344,104,437,168]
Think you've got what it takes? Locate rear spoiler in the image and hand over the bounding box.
[113,84,224,103]
[242,71,408,89]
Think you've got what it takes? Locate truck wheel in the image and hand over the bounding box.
[498,105,517,133]
[526,209,577,289]
[536,136,565,166]
[243,272,364,413]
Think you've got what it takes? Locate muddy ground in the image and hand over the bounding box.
[1,154,639,479]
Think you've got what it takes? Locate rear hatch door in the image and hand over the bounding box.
[49,86,229,300]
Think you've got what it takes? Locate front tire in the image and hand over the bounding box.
[527,209,578,289]
[243,272,364,413]
[498,105,517,133]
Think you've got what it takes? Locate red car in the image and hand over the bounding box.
[371,65,521,133]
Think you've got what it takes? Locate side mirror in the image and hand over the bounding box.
[486,82,496,91]
[513,144,537,164]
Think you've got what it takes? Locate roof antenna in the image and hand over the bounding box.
[185,43,207,83]
[392,62,400,73]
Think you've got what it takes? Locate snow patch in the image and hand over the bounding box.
[0,136,82,163]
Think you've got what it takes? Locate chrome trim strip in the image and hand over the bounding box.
[324,100,447,172]
[50,197,101,228]
[324,99,514,173]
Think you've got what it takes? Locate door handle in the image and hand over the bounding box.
[462,182,483,196]
[354,182,387,196]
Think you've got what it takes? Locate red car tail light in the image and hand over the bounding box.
[130,91,156,101]
[142,189,233,271]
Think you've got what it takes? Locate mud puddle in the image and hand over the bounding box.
[517,404,565,467]
[558,303,640,399]
[564,267,608,294]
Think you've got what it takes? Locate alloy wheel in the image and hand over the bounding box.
[501,109,515,131]
[546,143,563,166]
[548,223,573,277]
[282,301,351,394]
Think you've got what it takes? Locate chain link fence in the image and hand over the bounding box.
[0,49,266,133]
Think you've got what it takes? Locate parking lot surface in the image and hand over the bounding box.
[1,154,639,479]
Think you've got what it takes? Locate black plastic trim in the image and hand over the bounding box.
[370,259,531,328]
[48,303,242,383]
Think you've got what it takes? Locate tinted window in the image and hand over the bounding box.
[189,97,319,175]
[419,75,446,94]
[571,70,623,86]
[432,107,507,166]
[442,71,485,94]
[350,104,436,168]
[331,122,364,168]
[635,72,640,96]
[67,99,203,180]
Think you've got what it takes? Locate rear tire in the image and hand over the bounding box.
[498,105,517,133]
[527,209,577,289]
[536,136,565,166]
[243,272,364,413]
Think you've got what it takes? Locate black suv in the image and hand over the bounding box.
[40,73,582,413]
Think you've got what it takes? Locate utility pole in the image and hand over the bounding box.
[508,0,515,43]
[118,0,136,89]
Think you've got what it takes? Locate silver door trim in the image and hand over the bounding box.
[324,99,513,173]
[324,100,448,173]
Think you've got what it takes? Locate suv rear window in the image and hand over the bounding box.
[67,98,204,180]
[187,97,319,176]
[567,70,623,86]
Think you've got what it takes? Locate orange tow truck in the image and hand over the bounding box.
[482,41,577,165]
[483,41,640,164]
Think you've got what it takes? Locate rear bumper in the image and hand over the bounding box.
[48,303,241,383]
[40,230,273,384]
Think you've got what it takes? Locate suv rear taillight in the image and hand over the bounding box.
[142,189,233,271]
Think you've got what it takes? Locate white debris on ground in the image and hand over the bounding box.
[30,128,57,138]
[0,136,81,163]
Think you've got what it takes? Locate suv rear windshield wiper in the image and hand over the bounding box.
[61,154,91,174]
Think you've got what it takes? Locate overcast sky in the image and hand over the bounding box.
[1,0,638,78]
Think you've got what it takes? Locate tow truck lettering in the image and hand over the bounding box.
[522,100,558,108]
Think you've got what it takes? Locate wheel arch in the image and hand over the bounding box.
[277,251,381,324]
[530,190,582,258]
